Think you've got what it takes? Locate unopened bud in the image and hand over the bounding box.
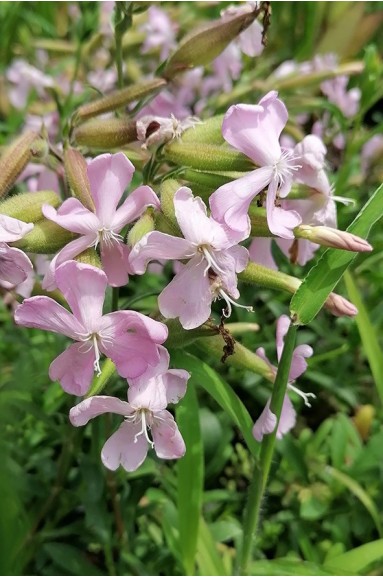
[324,293,358,317]
[75,247,102,269]
[181,115,224,145]
[13,220,75,254]
[72,118,137,148]
[0,131,41,197]
[159,179,182,234]
[64,148,95,211]
[296,225,372,252]
[163,141,253,172]
[163,4,261,80]
[353,405,375,441]
[137,115,200,150]
[73,77,167,124]
[0,190,60,223]
[128,210,155,246]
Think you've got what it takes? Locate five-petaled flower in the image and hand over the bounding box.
[129,186,252,329]
[42,152,160,289]
[14,260,168,396]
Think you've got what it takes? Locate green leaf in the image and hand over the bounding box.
[171,351,259,459]
[43,543,103,575]
[290,184,383,325]
[324,539,383,574]
[176,383,204,575]
[251,558,331,576]
[324,466,383,537]
[344,270,383,405]
[196,517,228,576]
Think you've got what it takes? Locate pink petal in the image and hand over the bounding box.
[152,410,186,459]
[222,93,286,165]
[49,342,96,396]
[101,240,131,287]
[129,231,193,274]
[276,238,319,267]
[55,261,107,330]
[112,185,160,231]
[266,180,302,239]
[158,255,212,330]
[128,378,168,412]
[249,237,278,270]
[0,244,33,286]
[101,421,148,471]
[42,198,99,235]
[210,249,242,298]
[0,214,33,242]
[107,334,163,380]
[174,186,213,245]
[128,345,170,385]
[290,344,313,381]
[87,153,135,225]
[99,310,168,343]
[239,20,264,57]
[255,347,276,376]
[252,399,277,442]
[41,234,96,291]
[209,167,272,236]
[70,395,132,426]
[162,369,189,405]
[277,395,297,438]
[14,295,84,339]
[275,315,291,362]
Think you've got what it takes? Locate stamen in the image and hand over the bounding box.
[288,383,316,407]
[92,334,102,376]
[133,411,155,448]
[201,246,226,277]
[218,289,254,318]
[332,195,356,206]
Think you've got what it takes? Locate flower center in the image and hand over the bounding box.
[93,227,123,250]
[76,328,114,377]
[272,150,302,186]
[209,270,253,318]
[125,410,155,448]
[197,245,226,276]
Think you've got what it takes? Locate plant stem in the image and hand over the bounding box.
[238,321,298,576]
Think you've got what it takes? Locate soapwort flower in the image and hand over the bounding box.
[0,214,33,288]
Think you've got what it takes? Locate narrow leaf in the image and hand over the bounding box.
[325,539,383,574]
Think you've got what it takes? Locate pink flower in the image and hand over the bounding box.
[6,58,54,109]
[221,2,264,57]
[69,358,189,471]
[209,91,303,239]
[0,214,33,287]
[42,153,159,289]
[14,260,168,396]
[140,6,178,61]
[252,315,314,442]
[129,187,251,329]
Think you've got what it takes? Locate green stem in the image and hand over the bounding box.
[238,321,298,576]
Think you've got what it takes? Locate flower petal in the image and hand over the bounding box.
[174,186,216,245]
[152,410,186,459]
[42,198,99,234]
[266,179,302,239]
[249,237,278,270]
[238,19,264,57]
[252,399,277,442]
[129,231,193,274]
[101,240,131,287]
[101,421,148,472]
[275,314,291,362]
[70,395,132,426]
[222,93,286,165]
[162,369,190,405]
[128,378,168,412]
[55,261,107,330]
[209,168,272,236]
[158,255,212,330]
[112,185,160,231]
[0,214,33,242]
[290,344,313,381]
[14,295,84,338]
[49,342,95,396]
[87,153,135,225]
[277,395,296,438]
[0,244,33,286]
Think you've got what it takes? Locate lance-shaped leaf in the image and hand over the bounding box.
[290,184,383,325]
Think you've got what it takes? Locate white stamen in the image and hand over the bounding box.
[272,150,302,186]
[288,383,316,407]
[92,228,124,251]
[201,246,226,277]
[134,411,155,448]
[92,334,102,376]
[218,289,254,318]
[331,195,356,206]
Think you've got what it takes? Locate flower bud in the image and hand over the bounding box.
[73,77,167,124]
[0,190,60,223]
[295,225,372,252]
[0,131,45,197]
[324,293,358,317]
[163,4,262,80]
[64,148,95,211]
[13,220,75,253]
[72,118,137,149]
[181,115,224,145]
[159,178,182,233]
[128,210,155,246]
[74,247,102,269]
[163,141,253,172]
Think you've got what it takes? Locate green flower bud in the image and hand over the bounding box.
[181,115,224,145]
[64,147,95,211]
[72,118,137,149]
[0,190,60,223]
[0,131,45,198]
[75,247,102,269]
[163,5,261,80]
[163,142,253,172]
[159,178,182,232]
[73,77,167,124]
[128,209,156,246]
[13,220,75,253]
